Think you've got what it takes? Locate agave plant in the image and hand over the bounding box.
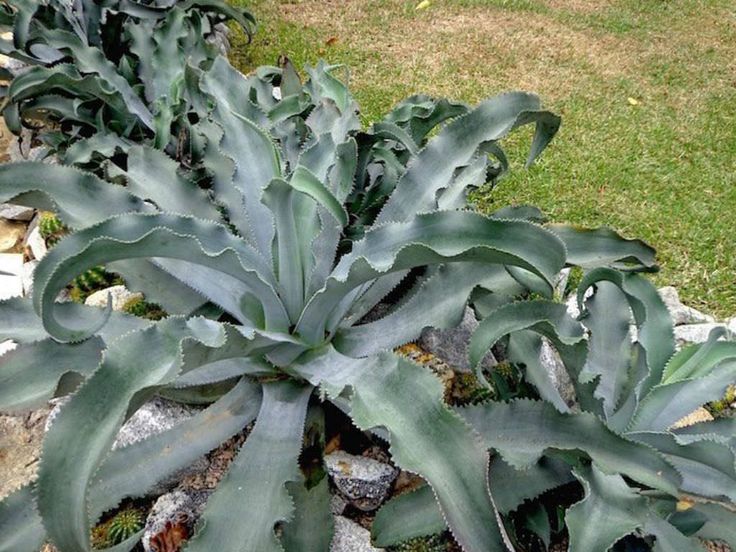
[373,272,736,550]
[0,58,696,552]
[0,0,254,163]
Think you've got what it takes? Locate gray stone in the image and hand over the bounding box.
[85,285,143,311]
[325,451,398,511]
[207,22,231,56]
[7,130,56,164]
[142,491,197,552]
[21,260,37,297]
[0,53,29,77]
[539,338,576,406]
[331,516,383,552]
[0,204,34,222]
[658,286,714,326]
[0,253,23,300]
[419,307,496,372]
[674,323,729,348]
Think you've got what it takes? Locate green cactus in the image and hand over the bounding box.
[107,508,144,545]
[38,211,67,247]
[448,372,493,406]
[390,534,451,552]
[121,297,167,321]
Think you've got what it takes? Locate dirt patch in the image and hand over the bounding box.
[0,409,49,499]
[543,0,613,14]
[277,0,642,102]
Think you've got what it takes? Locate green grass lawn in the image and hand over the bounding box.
[230,0,736,317]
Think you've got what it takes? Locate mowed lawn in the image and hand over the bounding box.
[230,0,736,317]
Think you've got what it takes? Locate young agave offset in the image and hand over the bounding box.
[0,57,664,552]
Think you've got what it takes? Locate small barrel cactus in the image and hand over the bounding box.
[38,211,67,246]
[107,507,144,545]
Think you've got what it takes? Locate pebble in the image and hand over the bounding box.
[0,204,34,222]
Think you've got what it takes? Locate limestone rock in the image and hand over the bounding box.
[24,225,47,261]
[85,285,143,311]
[113,397,200,449]
[658,286,714,326]
[0,220,26,253]
[0,253,23,300]
[325,450,398,511]
[0,341,16,357]
[331,516,383,552]
[0,409,50,498]
[554,268,571,298]
[728,317,736,336]
[142,491,197,552]
[674,323,728,348]
[419,307,496,372]
[0,204,34,222]
[672,407,714,430]
[21,260,37,297]
[45,396,208,495]
[539,338,576,407]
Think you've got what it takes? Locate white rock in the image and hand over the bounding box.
[325,451,398,511]
[565,286,593,320]
[22,260,37,296]
[331,516,383,552]
[0,203,34,221]
[554,268,571,298]
[24,226,47,261]
[539,338,576,407]
[674,323,728,348]
[658,286,714,326]
[0,253,23,300]
[728,318,736,336]
[0,340,17,357]
[85,285,143,311]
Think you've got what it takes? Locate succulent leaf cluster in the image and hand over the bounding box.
[0,53,733,552]
[0,0,254,163]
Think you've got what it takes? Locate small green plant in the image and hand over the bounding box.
[122,297,167,321]
[107,507,144,545]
